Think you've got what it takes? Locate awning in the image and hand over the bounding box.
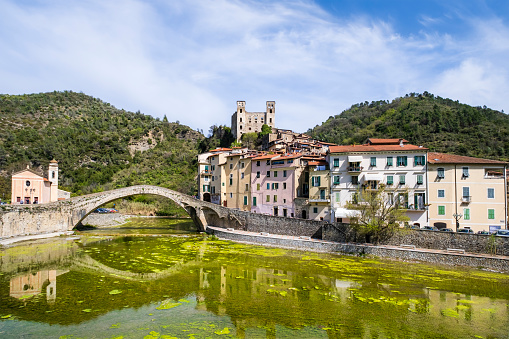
[347,155,363,162]
[334,208,360,218]
[363,173,383,181]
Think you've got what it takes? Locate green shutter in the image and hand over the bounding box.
[438,206,445,215]
[464,208,470,220]
[244,196,248,205]
[387,157,393,166]
[370,157,376,166]
[417,175,423,185]
[317,176,321,186]
[333,158,339,167]
[253,197,257,206]
[488,209,495,219]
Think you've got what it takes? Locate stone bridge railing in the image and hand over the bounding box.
[0,185,325,241]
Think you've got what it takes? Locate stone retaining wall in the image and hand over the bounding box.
[81,213,129,227]
[210,227,509,272]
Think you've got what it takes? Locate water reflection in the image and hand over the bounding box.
[10,270,57,303]
[0,221,509,338]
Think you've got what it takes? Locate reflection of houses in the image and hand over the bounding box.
[11,160,70,204]
[10,270,57,302]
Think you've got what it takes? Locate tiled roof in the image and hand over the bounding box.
[427,152,507,165]
[366,138,408,145]
[209,147,232,152]
[329,144,427,153]
[308,160,328,166]
[251,154,279,160]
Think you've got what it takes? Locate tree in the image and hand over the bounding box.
[241,132,259,149]
[346,184,409,244]
[230,140,242,148]
[260,124,272,136]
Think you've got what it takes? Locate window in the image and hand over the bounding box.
[256,161,260,166]
[266,195,270,202]
[417,175,423,185]
[26,180,30,187]
[283,170,287,177]
[414,156,425,166]
[272,160,284,165]
[245,183,249,191]
[266,160,270,165]
[462,167,469,177]
[283,183,287,189]
[229,174,233,185]
[464,208,470,220]
[488,209,495,220]
[267,171,270,177]
[397,156,407,166]
[267,183,270,190]
[438,189,445,198]
[386,176,393,185]
[253,197,257,206]
[52,171,56,178]
[333,176,340,185]
[256,171,260,178]
[287,160,293,164]
[320,189,326,200]
[272,183,279,189]
[212,176,214,181]
[230,193,233,198]
[312,176,321,187]
[488,188,495,199]
[387,157,393,167]
[274,171,278,178]
[438,206,445,215]
[313,207,318,213]
[333,158,339,167]
[370,157,376,167]
[399,175,405,185]
[204,176,209,182]
[274,195,277,202]
[388,193,394,205]
[463,187,470,198]
[241,173,244,179]
[241,162,245,168]
[257,183,260,191]
[244,196,248,205]
[437,168,445,179]
[335,192,340,202]
[351,176,359,185]
[229,163,233,169]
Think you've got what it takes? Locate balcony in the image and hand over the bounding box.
[461,196,471,203]
[308,194,330,203]
[347,166,363,173]
[201,170,212,175]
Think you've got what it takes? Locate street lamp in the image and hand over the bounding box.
[453,213,462,232]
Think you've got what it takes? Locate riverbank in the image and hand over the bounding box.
[208,226,509,273]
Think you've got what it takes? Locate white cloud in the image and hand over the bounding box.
[0,0,508,133]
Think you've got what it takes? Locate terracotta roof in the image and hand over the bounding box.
[277,153,302,160]
[317,142,337,146]
[308,160,328,166]
[251,154,279,160]
[366,138,408,145]
[49,159,58,163]
[427,152,507,165]
[209,147,232,152]
[329,144,427,153]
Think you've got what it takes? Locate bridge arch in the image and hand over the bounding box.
[69,186,214,232]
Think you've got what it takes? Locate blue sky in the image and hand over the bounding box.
[1,0,508,133]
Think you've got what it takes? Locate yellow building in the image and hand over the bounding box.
[308,160,330,221]
[224,153,252,211]
[10,160,63,204]
[427,152,508,232]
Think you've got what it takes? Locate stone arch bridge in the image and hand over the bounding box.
[0,185,324,240]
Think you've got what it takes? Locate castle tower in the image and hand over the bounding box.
[265,101,275,129]
[231,101,275,141]
[48,160,58,202]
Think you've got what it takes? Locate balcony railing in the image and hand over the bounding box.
[308,195,330,203]
[201,170,212,175]
[347,166,363,172]
[461,196,471,203]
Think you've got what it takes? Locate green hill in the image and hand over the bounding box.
[308,92,509,160]
[0,91,204,200]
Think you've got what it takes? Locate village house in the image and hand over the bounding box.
[11,160,70,204]
[327,139,428,226]
[427,152,508,232]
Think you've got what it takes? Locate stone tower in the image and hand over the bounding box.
[231,101,275,141]
[48,159,58,202]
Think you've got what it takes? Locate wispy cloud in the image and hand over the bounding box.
[0,0,508,132]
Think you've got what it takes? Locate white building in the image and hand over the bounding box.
[328,139,428,227]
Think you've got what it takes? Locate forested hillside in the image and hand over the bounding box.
[308,92,509,160]
[0,91,203,199]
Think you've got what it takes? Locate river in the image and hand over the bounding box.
[1,217,509,338]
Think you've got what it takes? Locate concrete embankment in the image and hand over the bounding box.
[208,226,509,272]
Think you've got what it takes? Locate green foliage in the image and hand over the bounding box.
[198,125,234,152]
[230,140,242,148]
[241,132,259,149]
[260,124,272,136]
[0,91,204,196]
[347,185,409,244]
[308,92,509,160]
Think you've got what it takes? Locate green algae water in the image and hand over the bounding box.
[1,218,509,338]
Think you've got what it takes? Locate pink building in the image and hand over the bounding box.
[250,153,304,217]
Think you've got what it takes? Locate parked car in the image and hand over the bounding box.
[421,226,439,231]
[457,228,475,234]
[440,228,454,232]
[477,230,490,235]
[494,230,509,237]
[94,208,109,213]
